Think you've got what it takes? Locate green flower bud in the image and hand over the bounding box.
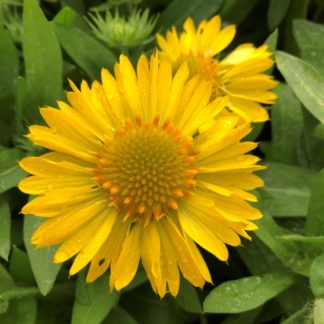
[86,8,158,49]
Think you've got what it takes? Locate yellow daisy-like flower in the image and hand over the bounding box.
[157,15,278,122]
[18,53,265,297]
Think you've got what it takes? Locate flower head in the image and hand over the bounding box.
[157,15,277,122]
[19,53,265,297]
[87,9,158,48]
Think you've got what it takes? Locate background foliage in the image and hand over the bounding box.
[0,0,324,323]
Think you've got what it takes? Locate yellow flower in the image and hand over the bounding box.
[19,53,265,297]
[157,15,277,122]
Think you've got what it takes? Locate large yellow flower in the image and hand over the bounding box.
[19,53,264,297]
[157,15,277,122]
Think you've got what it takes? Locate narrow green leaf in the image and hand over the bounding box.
[260,162,315,217]
[0,263,15,314]
[267,84,303,165]
[305,169,324,236]
[156,0,224,31]
[176,277,202,314]
[0,297,37,324]
[220,0,258,24]
[0,195,10,260]
[276,51,324,124]
[203,271,295,313]
[0,148,27,194]
[310,254,324,298]
[267,0,290,30]
[72,272,120,324]
[0,20,19,96]
[54,24,116,80]
[23,0,63,118]
[265,29,278,53]
[24,215,61,295]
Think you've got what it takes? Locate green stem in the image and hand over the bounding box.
[0,281,75,301]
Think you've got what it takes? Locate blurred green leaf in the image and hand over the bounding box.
[265,29,278,53]
[53,6,77,26]
[267,84,303,165]
[260,162,315,217]
[0,20,18,96]
[203,271,295,313]
[220,0,258,24]
[276,51,324,124]
[24,215,61,295]
[221,307,262,324]
[0,148,27,194]
[176,277,202,314]
[267,0,290,30]
[0,297,37,324]
[9,246,35,285]
[305,169,324,236]
[0,263,15,314]
[121,285,187,324]
[310,253,324,298]
[281,304,312,324]
[103,307,138,324]
[314,298,324,324]
[23,0,63,120]
[294,19,324,77]
[0,195,10,260]
[156,0,224,31]
[314,123,324,141]
[72,272,119,324]
[54,24,116,80]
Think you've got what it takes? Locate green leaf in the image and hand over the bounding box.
[0,148,27,194]
[9,246,35,285]
[305,169,324,236]
[0,263,15,314]
[281,304,312,324]
[176,277,202,314]
[267,84,303,165]
[0,298,37,323]
[54,24,116,80]
[203,271,295,313]
[0,20,19,96]
[23,0,63,119]
[53,6,77,26]
[72,272,120,324]
[314,123,324,141]
[255,211,310,276]
[156,0,224,31]
[293,19,324,77]
[0,195,10,260]
[314,298,324,324]
[276,51,324,124]
[264,29,278,53]
[279,234,324,246]
[267,0,290,30]
[103,307,138,324]
[220,0,258,24]
[310,254,324,298]
[259,162,315,217]
[24,215,61,295]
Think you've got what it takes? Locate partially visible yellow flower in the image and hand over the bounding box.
[157,15,277,122]
[18,53,264,298]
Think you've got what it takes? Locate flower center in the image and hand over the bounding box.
[94,117,197,224]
